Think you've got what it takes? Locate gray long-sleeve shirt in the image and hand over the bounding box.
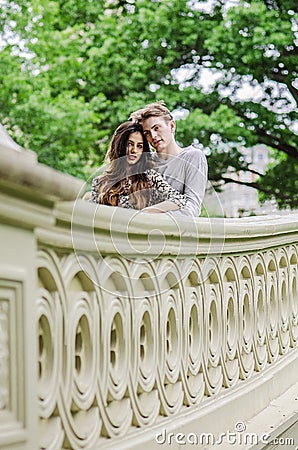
[154,145,208,216]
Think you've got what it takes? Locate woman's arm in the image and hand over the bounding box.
[118,194,137,209]
[90,177,100,203]
[144,169,186,213]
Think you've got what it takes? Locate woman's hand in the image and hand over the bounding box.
[82,191,91,201]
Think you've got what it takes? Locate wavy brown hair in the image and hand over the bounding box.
[95,121,154,209]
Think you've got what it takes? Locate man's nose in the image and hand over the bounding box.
[151,130,158,140]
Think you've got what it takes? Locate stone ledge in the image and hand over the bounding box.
[0,125,84,202]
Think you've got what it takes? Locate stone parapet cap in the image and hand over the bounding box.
[0,124,84,202]
[48,199,298,256]
[0,123,37,160]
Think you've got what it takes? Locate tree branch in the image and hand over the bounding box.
[269,71,298,103]
[216,175,292,202]
[245,167,264,177]
[287,83,298,104]
[221,98,297,159]
[255,128,298,158]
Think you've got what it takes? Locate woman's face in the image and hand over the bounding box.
[126,131,144,165]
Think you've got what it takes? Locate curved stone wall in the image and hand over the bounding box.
[35,200,298,450]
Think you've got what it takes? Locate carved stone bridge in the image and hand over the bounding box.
[0,127,297,449]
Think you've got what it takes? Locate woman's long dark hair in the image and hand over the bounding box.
[95,121,154,209]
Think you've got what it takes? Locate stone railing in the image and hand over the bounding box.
[0,126,298,450]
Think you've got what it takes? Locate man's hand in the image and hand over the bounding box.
[142,206,164,213]
[142,201,180,213]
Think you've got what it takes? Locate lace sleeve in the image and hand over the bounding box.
[147,169,187,207]
[91,176,100,203]
[119,195,137,209]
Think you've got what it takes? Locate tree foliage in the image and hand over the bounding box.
[0,0,297,206]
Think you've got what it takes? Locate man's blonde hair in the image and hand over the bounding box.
[129,100,173,123]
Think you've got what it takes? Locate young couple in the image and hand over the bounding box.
[90,101,208,216]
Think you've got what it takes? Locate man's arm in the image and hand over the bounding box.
[143,150,208,215]
[172,149,208,216]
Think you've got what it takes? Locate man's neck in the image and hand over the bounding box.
[158,142,182,160]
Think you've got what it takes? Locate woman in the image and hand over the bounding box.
[91,121,186,213]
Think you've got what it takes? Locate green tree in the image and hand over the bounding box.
[0,0,297,207]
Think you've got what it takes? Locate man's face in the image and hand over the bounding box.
[142,116,175,154]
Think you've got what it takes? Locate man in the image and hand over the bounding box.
[129,101,208,216]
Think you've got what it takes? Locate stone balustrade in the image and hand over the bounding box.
[0,126,297,450]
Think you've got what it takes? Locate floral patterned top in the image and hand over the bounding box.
[91,169,186,209]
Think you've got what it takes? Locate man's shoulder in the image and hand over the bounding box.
[178,146,207,162]
[179,145,202,154]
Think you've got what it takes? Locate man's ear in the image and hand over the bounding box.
[170,119,176,133]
